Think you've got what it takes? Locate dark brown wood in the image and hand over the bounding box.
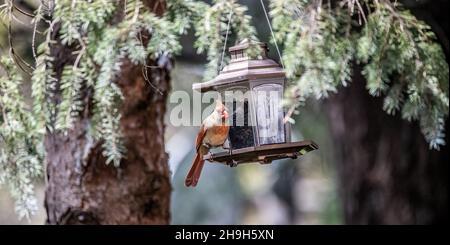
[204,140,318,166]
[44,0,172,225]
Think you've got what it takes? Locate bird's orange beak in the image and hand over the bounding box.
[222,107,229,119]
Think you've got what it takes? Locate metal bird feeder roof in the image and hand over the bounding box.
[193,39,318,167]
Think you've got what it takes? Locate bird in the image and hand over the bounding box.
[185,100,230,187]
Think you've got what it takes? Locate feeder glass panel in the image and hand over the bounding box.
[253,84,285,145]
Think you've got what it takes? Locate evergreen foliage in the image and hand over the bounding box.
[0,0,448,219]
[0,56,44,220]
[168,0,259,81]
[270,0,448,150]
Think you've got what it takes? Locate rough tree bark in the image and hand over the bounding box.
[324,0,449,225]
[44,1,172,225]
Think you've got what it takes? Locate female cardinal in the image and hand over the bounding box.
[185,100,230,187]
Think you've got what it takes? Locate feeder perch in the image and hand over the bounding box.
[193,39,318,167]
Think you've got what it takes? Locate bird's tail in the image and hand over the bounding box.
[185,153,205,187]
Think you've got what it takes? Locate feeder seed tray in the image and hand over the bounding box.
[205,140,318,167]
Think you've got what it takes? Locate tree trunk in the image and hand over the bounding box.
[324,1,449,225]
[325,68,449,224]
[44,1,172,225]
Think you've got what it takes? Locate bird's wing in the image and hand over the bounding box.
[195,125,207,152]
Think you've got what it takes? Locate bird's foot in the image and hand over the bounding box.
[227,160,238,168]
[221,143,232,156]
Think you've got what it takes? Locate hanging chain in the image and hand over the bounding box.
[219,0,284,71]
[219,11,233,72]
[260,0,284,68]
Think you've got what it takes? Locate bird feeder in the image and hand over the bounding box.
[193,39,318,167]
